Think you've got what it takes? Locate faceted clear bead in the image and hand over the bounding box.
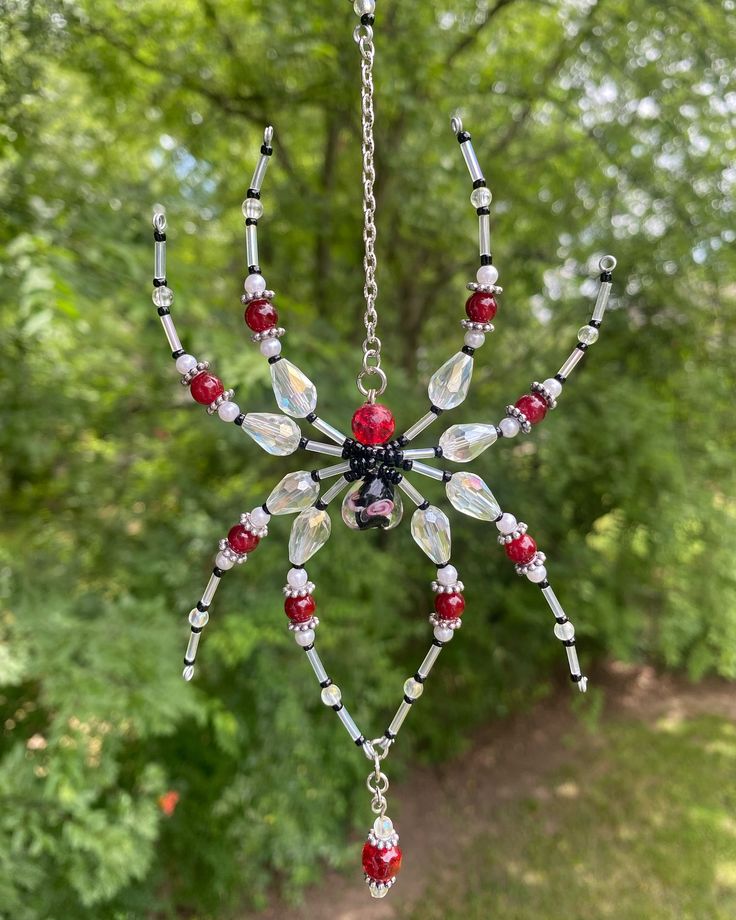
[439,423,498,462]
[289,507,332,565]
[152,286,174,307]
[321,684,342,706]
[470,186,492,208]
[446,472,501,521]
[554,621,575,641]
[577,324,599,345]
[411,506,451,564]
[241,412,302,455]
[427,352,473,410]
[270,359,318,418]
[266,471,319,515]
[403,678,424,700]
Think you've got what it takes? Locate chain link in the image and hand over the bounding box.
[354,22,386,399]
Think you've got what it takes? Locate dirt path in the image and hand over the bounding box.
[252,662,736,920]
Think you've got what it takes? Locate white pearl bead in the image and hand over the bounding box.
[175,353,198,375]
[476,264,499,285]
[495,513,517,534]
[259,337,282,358]
[437,564,458,585]
[215,552,235,570]
[244,273,266,295]
[217,400,240,422]
[499,416,520,438]
[464,331,486,349]
[250,507,270,528]
[294,628,315,647]
[433,625,454,643]
[527,565,547,583]
[542,377,562,398]
[287,567,309,588]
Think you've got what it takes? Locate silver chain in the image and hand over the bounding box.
[354,21,387,401]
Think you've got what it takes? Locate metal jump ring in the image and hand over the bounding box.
[366,771,389,795]
[599,254,617,272]
[152,210,167,232]
[357,366,387,398]
[450,114,463,135]
[354,23,373,43]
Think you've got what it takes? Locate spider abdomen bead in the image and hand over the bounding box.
[514,393,547,424]
[227,524,260,555]
[285,594,316,622]
[465,292,497,323]
[505,533,537,564]
[434,592,465,619]
[245,298,279,332]
[190,372,224,405]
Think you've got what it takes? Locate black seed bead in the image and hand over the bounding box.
[577,343,589,352]
[184,657,195,666]
[385,729,397,740]
[419,500,430,511]
[153,277,168,287]
[292,563,304,569]
[153,230,166,242]
[190,626,203,634]
[554,373,566,383]
[589,319,601,328]
[319,678,332,688]
[601,270,613,282]
[344,470,360,482]
[306,412,318,423]
[171,348,185,360]
[430,405,443,416]
[480,254,493,266]
[247,188,260,199]
[245,218,258,227]
[404,695,414,705]
[571,674,583,683]
[442,471,453,482]
[303,643,315,652]
[402,459,414,471]
[261,503,270,515]
[414,672,426,683]
[563,639,576,647]
[397,435,409,446]
[315,499,328,510]
[234,414,246,426]
[457,130,471,143]
[434,446,443,458]
[539,579,550,589]
[196,601,209,613]
[248,263,260,274]
[496,425,504,438]
[437,561,450,568]
[432,638,445,648]
[473,178,486,189]
[393,472,404,484]
[310,470,321,482]
[461,345,475,356]
[360,13,374,24]
[493,513,503,522]
[355,735,366,747]
[267,355,282,364]
[260,144,273,156]
[556,616,568,624]
[299,437,309,450]
[157,306,170,316]
[332,703,343,712]
[476,206,491,216]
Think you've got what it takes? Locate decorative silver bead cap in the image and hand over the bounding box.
[282,580,316,598]
[217,540,248,565]
[180,360,209,386]
[239,512,269,539]
[288,616,319,632]
[460,318,495,334]
[466,281,503,295]
[365,876,396,899]
[505,404,532,434]
[515,551,547,576]
[241,289,276,304]
[251,326,286,343]
[430,579,465,594]
[207,389,235,415]
[429,612,462,631]
[531,380,558,409]
[497,521,528,545]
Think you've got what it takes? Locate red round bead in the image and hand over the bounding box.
[434,592,465,620]
[351,403,396,445]
[190,372,224,405]
[362,842,403,882]
[465,291,498,323]
[284,594,316,623]
[505,533,538,564]
[227,525,260,555]
[514,393,547,425]
[244,298,278,332]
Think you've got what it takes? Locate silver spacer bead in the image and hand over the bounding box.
[238,512,268,539]
[180,360,210,386]
[505,405,532,434]
[514,551,547,575]
[466,282,503,295]
[428,612,462,631]
[366,830,400,848]
[241,289,276,304]
[497,522,528,545]
[207,389,235,415]
[531,381,558,410]
[250,326,286,343]
[430,580,464,594]
[460,319,495,334]
[217,541,247,564]
[282,581,316,598]
[287,616,319,631]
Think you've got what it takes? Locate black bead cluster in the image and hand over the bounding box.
[341,439,411,482]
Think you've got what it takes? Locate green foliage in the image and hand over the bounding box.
[0,0,734,915]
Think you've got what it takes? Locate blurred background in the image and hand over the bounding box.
[1,1,735,918]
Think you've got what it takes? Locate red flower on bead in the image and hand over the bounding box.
[514,393,547,425]
[190,372,224,405]
[227,524,260,555]
[505,533,537,564]
[351,403,396,445]
[362,842,403,882]
[434,592,465,620]
[244,298,278,332]
[465,291,498,323]
[285,594,316,623]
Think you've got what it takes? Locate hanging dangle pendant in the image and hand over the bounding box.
[363,745,402,898]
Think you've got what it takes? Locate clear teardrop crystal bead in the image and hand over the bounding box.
[410,505,451,563]
[266,470,320,515]
[270,358,318,418]
[446,472,500,521]
[289,507,332,565]
[427,352,473,410]
[439,423,498,462]
[240,412,302,455]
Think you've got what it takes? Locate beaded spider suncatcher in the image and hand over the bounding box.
[149,3,618,900]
